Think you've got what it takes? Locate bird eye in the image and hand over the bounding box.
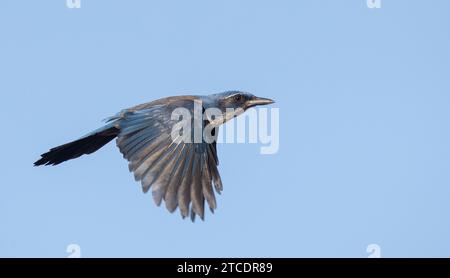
[233,95,242,102]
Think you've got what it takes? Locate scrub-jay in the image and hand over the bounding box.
[34,91,274,221]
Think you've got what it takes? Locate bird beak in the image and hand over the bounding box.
[247,96,275,107]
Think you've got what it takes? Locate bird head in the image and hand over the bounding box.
[216,91,275,110]
[207,91,274,125]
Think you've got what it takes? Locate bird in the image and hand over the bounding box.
[34,91,274,221]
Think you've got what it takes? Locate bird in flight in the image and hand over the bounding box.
[34,91,274,221]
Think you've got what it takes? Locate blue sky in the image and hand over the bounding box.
[1,0,449,257]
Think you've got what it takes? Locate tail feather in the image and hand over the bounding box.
[34,126,120,166]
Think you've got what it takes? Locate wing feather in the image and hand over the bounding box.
[115,99,222,221]
[163,144,189,212]
[178,146,194,219]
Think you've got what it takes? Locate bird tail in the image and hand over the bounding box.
[34,124,120,166]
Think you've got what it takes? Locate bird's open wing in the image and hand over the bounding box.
[115,99,222,221]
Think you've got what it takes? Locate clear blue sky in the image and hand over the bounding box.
[1,0,449,258]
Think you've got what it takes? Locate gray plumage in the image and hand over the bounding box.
[34,91,274,221]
